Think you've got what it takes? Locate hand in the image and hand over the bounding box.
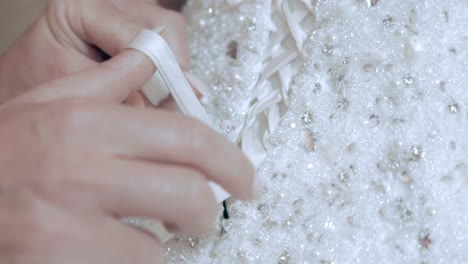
[0,49,257,263]
[0,0,189,103]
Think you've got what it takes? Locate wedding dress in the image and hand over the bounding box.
[163,0,468,262]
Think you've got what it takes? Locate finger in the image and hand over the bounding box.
[88,216,165,264]
[15,49,156,104]
[124,3,191,69]
[38,99,256,200]
[75,158,218,234]
[60,215,164,264]
[88,105,257,200]
[79,0,190,69]
[0,193,163,264]
[124,91,146,108]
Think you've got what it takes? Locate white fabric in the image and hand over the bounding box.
[164,0,468,263]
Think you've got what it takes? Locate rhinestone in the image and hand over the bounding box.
[246,17,257,31]
[337,98,350,110]
[368,114,380,128]
[365,0,379,7]
[383,15,396,27]
[301,112,313,124]
[410,145,423,161]
[257,203,271,221]
[338,172,350,183]
[448,102,460,113]
[342,57,349,65]
[207,7,219,16]
[322,45,334,55]
[278,251,290,264]
[402,75,414,86]
[221,219,233,232]
[188,237,200,248]
[283,216,293,229]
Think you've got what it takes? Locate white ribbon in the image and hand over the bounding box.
[128,29,230,203]
[126,29,231,243]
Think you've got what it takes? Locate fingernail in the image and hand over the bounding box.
[252,176,264,199]
[153,26,166,34]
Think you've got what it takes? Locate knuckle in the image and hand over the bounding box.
[5,194,50,253]
[37,99,92,149]
[181,118,214,155]
[45,98,89,137]
[164,10,187,27]
[183,171,216,217]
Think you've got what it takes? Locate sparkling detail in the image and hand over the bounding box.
[368,114,380,128]
[337,98,350,110]
[165,1,468,263]
[246,17,257,31]
[188,237,199,248]
[342,57,349,65]
[256,203,271,221]
[207,7,219,16]
[383,15,396,27]
[448,102,460,113]
[322,45,334,55]
[278,251,290,264]
[402,75,414,86]
[365,0,379,7]
[410,145,423,161]
[338,172,350,183]
[301,112,313,124]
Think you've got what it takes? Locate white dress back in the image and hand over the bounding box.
[166,1,468,263]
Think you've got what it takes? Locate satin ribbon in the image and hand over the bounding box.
[126,29,230,242]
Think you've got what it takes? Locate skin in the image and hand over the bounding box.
[0,0,189,103]
[0,0,256,263]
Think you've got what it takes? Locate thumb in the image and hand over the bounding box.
[16,50,156,104]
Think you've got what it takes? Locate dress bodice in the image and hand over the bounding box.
[166,1,468,263]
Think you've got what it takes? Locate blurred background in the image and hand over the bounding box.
[0,0,46,54]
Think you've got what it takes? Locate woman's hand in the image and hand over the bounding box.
[0,48,257,263]
[0,0,189,103]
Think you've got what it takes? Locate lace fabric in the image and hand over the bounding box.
[166,0,468,263]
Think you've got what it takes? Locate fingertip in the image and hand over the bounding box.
[251,174,264,200]
[243,157,261,200]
